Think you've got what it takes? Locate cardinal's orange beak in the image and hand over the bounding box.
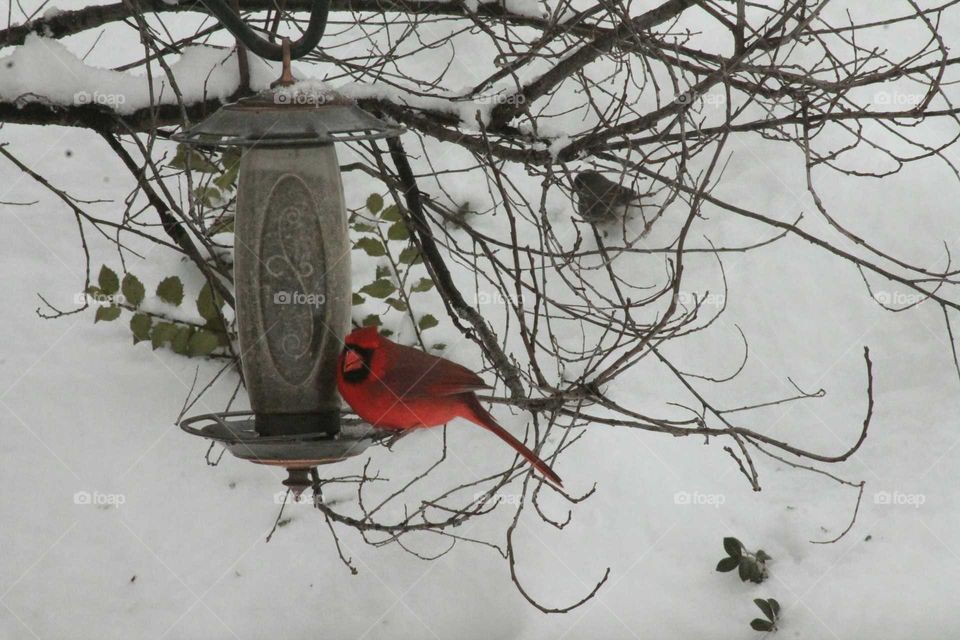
[342,348,365,373]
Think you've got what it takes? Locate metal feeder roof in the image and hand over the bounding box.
[172,84,403,148]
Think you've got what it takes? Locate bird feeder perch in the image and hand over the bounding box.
[174,4,403,496]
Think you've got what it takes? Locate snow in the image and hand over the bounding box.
[0,33,528,127]
[2,2,960,639]
[438,0,544,16]
[548,134,571,159]
[339,81,509,128]
[502,0,545,19]
[0,35,278,114]
[270,78,333,104]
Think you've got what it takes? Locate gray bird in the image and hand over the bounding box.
[573,170,641,223]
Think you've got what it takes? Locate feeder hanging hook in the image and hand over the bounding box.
[196,0,328,61]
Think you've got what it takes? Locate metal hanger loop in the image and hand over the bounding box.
[198,0,328,61]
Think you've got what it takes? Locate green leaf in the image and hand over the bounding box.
[387,220,409,241]
[204,315,225,332]
[188,330,220,357]
[361,314,381,327]
[756,550,772,562]
[411,278,434,293]
[398,246,422,265]
[750,619,773,632]
[169,145,190,170]
[431,343,446,351]
[98,266,119,295]
[196,282,223,322]
[418,314,439,330]
[213,157,240,190]
[738,559,751,582]
[380,328,394,337]
[170,145,219,173]
[360,279,396,299]
[716,557,739,573]
[94,305,121,323]
[209,215,235,235]
[156,277,184,306]
[385,297,407,311]
[723,537,742,559]
[203,317,231,347]
[355,237,387,257]
[150,322,178,350]
[194,185,221,207]
[376,265,391,279]
[129,313,152,343]
[171,326,192,355]
[380,205,401,221]
[121,273,145,307]
[366,193,384,213]
[754,599,775,622]
[352,222,377,233]
[222,146,243,167]
[352,293,365,305]
[769,599,780,618]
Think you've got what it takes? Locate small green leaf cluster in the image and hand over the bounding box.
[714,537,779,632]
[750,598,780,632]
[716,536,771,583]
[351,193,441,344]
[87,265,231,358]
[168,144,241,231]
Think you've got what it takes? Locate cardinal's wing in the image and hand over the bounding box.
[380,342,491,398]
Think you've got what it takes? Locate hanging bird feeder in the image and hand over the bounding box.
[174,0,403,496]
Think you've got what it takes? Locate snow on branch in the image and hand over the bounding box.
[0,35,276,114]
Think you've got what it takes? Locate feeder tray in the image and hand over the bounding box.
[180,410,380,467]
[180,411,386,497]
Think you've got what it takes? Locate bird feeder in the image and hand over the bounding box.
[175,3,403,496]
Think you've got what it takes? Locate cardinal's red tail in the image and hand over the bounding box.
[461,395,563,487]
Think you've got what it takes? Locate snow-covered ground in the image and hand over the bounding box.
[2,2,960,639]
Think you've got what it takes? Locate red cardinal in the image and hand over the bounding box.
[337,326,562,486]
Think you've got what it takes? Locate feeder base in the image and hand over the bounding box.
[180,410,379,468]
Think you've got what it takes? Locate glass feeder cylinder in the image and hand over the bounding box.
[234,142,349,437]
